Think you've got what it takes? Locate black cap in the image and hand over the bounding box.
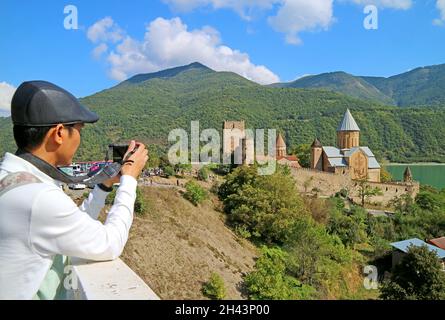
[11,81,99,127]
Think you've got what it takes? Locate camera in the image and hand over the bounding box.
[108,144,130,164]
[108,143,141,164]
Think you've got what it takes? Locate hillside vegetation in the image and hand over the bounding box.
[275,64,445,107]
[2,63,445,162]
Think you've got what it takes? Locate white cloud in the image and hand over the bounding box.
[434,0,445,26]
[92,43,109,59]
[88,17,280,85]
[268,0,334,45]
[87,17,124,43]
[162,0,276,19]
[346,0,412,10]
[163,0,415,44]
[0,82,16,116]
[164,0,335,43]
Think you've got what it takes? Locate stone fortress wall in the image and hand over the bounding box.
[291,167,420,208]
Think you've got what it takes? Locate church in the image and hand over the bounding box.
[310,109,381,182]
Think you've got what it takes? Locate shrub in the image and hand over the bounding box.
[198,166,209,181]
[163,166,175,178]
[184,181,208,206]
[202,273,226,300]
[134,186,146,216]
[106,186,146,216]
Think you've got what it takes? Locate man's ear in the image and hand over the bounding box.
[53,124,65,145]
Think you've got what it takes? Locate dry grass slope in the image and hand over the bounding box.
[118,187,258,300]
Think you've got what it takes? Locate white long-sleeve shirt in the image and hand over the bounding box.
[0,152,137,300]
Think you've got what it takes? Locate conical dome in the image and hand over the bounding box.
[277,133,286,148]
[404,167,413,182]
[311,138,322,148]
[337,109,360,132]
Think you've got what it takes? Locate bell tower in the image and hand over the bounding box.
[311,138,323,170]
[276,133,287,157]
[337,109,360,150]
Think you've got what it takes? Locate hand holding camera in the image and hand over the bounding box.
[102,141,149,187]
[120,140,149,180]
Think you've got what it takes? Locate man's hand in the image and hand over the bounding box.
[121,140,149,179]
[101,174,121,188]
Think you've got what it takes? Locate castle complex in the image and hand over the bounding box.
[310,109,381,182]
[222,108,419,207]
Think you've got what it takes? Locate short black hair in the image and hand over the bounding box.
[13,124,75,150]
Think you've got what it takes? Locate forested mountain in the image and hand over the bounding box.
[1,62,445,163]
[275,64,445,107]
[271,72,394,105]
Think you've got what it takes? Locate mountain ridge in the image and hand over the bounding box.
[2,62,445,163]
[273,63,445,107]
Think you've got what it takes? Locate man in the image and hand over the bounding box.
[0,81,148,299]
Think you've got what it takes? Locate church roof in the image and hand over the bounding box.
[323,146,343,158]
[344,146,375,158]
[337,109,360,132]
[328,158,348,167]
[323,146,380,169]
[311,138,322,148]
[276,133,286,148]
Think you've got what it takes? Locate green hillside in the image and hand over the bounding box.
[2,62,445,163]
[272,72,395,105]
[362,64,445,107]
[275,63,445,107]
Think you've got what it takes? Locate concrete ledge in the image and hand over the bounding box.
[67,258,160,300]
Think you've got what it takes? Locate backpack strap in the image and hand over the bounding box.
[0,171,43,198]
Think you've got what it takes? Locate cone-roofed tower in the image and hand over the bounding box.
[337,109,360,149]
[404,167,413,182]
[276,133,287,157]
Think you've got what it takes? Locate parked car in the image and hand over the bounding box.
[68,183,87,190]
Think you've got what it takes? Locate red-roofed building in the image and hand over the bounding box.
[428,237,445,250]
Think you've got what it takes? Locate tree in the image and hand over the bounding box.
[289,144,311,168]
[327,206,368,247]
[416,191,441,211]
[380,245,445,300]
[284,216,351,286]
[380,167,393,183]
[244,247,315,300]
[357,180,383,206]
[219,165,308,243]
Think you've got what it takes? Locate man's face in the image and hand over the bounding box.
[57,123,84,166]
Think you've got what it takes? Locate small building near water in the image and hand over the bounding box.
[390,238,445,269]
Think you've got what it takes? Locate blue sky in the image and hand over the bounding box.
[1,0,445,115]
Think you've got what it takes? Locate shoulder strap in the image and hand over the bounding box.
[0,171,43,198]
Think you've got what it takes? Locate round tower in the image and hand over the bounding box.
[311,138,323,170]
[337,109,360,150]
